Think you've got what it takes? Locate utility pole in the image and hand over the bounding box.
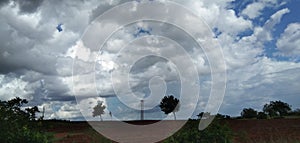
[141,100,144,120]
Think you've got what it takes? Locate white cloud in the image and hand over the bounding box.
[0,74,33,101]
[276,23,300,57]
[1,0,299,120]
[241,2,265,19]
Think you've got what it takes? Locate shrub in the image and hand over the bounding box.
[257,112,268,119]
[0,97,51,143]
[163,119,233,143]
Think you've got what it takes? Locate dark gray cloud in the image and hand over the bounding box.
[0,0,44,14]
[0,0,10,7]
[17,0,44,14]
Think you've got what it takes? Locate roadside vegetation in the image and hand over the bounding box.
[1,97,300,143]
[0,97,52,143]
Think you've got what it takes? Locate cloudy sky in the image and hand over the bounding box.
[0,0,299,121]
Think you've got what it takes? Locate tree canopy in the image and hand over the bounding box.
[92,101,106,121]
[241,108,258,119]
[263,100,291,117]
[159,95,180,120]
[0,97,49,143]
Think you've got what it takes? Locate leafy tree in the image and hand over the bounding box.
[289,108,300,116]
[0,97,50,143]
[197,112,211,119]
[159,95,180,120]
[25,106,40,121]
[241,108,258,119]
[257,111,268,119]
[197,112,204,119]
[93,101,106,121]
[263,100,291,117]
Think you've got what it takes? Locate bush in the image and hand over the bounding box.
[163,119,233,143]
[257,112,268,119]
[0,97,51,143]
[241,108,258,119]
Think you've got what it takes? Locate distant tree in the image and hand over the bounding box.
[257,111,268,119]
[25,106,40,121]
[225,115,231,119]
[93,101,106,121]
[159,95,180,120]
[241,108,257,119]
[263,100,291,117]
[215,113,226,119]
[197,112,204,119]
[290,108,300,116]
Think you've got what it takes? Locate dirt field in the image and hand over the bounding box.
[45,119,300,143]
[225,118,300,142]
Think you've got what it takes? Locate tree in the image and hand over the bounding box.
[241,108,258,119]
[93,101,106,121]
[0,97,49,143]
[25,106,40,121]
[263,100,291,117]
[159,95,180,120]
[197,112,204,119]
[197,112,211,119]
[257,111,268,119]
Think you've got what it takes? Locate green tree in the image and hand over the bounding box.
[263,100,291,117]
[257,111,268,119]
[0,97,50,143]
[241,108,258,119]
[197,112,204,119]
[159,95,180,120]
[25,106,40,121]
[93,101,106,121]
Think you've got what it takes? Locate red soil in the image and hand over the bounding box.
[225,118,300,142]
[46,119,300,143]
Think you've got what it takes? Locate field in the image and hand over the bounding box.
[43,119,300,143]
[225,118,300,143]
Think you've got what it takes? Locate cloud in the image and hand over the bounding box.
[241,2,265,19]
[0,0,44,14]
[0,0,299,121]
[240,0,287,20]
[276,23,300,58]
[17,0,44,14]
[0,73,33,101]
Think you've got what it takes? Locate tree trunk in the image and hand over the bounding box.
[100,115,103,121]
[173,112,176,120]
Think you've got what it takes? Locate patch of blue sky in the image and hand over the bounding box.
[261,1,300,62]
[228,0,254,14]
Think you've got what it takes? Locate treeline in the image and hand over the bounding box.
[240,100,300,119]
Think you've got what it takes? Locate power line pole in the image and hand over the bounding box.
[141,100,144,120]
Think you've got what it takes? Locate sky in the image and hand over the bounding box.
[0,0,299,121]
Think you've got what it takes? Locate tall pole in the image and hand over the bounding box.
[42,106,45,120]
[141,100,144,120]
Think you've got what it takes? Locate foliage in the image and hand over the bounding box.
[196,112,210,119]
[159,95,180,120]
[0,97,51,143]
[163,119,233,143]
[257,112,268,119]
[216,113,231,119]
[93,101,106,121]
[289,108,300,116]
[241,108,258,119]
[263,100,292,117]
